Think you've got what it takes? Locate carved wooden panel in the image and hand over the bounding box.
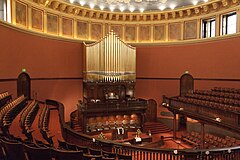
[32,8,43,31]
[139,25,151,42]
[154,24,165,41]
[169,23,181,41]
[125,25,136,42]
[91,23,102,40]
[77,21,88,39]
[16,1,27,26]
[62,17,73,36]
[110,25,122,38]
[184,20,197,40]
[47,13,58,34]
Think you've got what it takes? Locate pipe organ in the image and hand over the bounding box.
[84,31,136,82]
[78,31,147,135]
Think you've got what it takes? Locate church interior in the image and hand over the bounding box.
[0,0,240,159]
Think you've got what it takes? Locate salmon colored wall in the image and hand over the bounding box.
[136,37,240,79]
[0,24,83,78]
[0,23,240,121]
[0,23,83,121]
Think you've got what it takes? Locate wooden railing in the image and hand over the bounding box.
[46,99,240,160]
[162,96,240,133]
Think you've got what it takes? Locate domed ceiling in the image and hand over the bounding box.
[67,0,210,12]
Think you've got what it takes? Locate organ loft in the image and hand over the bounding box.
[77,31,148,135]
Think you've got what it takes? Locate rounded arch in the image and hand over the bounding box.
[17,72,31,100]
[180,73,194,96]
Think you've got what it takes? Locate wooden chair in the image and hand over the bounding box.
[83,154,102,160]
[76,145,89,154]
[1,139,27,160]
[89,148,102,156]
[58,139,68,150]
[23,144,52,160]
[66,142,78,151]
[117,154,132,160]
[52,148,83,160]
[102,150,117,159]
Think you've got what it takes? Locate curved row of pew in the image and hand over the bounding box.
[181,132,239,149]
[186,92,240,106]
[195,89,240,100]
[0,95,27,134]
[38,104,54,145]
[212,87,240,94]
[19,100,39,141]
[0,135,131,160]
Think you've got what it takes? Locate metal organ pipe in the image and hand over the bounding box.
[84,31,136,82]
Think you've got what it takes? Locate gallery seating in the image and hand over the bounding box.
[19,100,39,141]
[0,95,27,134]
[181,131,239,149]
[23,143,52,160]
[0,138,27,160]
[52,149,83,160]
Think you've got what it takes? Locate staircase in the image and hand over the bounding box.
[143,122,171,134]
[70,110,83,132]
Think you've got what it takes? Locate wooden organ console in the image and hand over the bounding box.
[78,31,147,135]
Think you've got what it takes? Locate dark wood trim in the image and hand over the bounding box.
[0,78,17,82]
[31,77,83,80]
[137,77,240,82]
[1,77,240,82]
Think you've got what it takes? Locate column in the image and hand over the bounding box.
[73,19,77,38]
[88,21,91,40]
[181,21,184,40]
[237,9,240,33]
[215,14,220,36]
[173,113,177,140]
[201,122,205,149]
[150,24,154,42]
[43,11,47,33]
[136,24,139,42]
[28,5,32,29]
[165,23,168,41]
[11,0,16,24]
[59,15,62,36]
[122,24,125,41]
[196,18,201,39]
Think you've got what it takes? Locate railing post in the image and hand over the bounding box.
[173,113,177,140]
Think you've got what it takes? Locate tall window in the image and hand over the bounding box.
[202,18,216,38]
[222,12,237,35]
[0,0,6,21]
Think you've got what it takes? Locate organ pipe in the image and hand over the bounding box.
[83,30,136,82]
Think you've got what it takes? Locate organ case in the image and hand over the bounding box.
[79,31,147,134]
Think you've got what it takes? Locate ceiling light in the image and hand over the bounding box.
[159,5,166,11]
[119,6,125,12]
[129,6,135,12]
[109,6,115,11]
[69,0,74,4]
[192,1,198,5]
[169,4,176,10]
[79,0,85,6]
[139,8,144,13]
[99,5,105,10]
[89,3,95,9]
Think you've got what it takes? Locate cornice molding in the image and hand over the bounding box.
[1,19,239,46]
[28,0,240,22]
